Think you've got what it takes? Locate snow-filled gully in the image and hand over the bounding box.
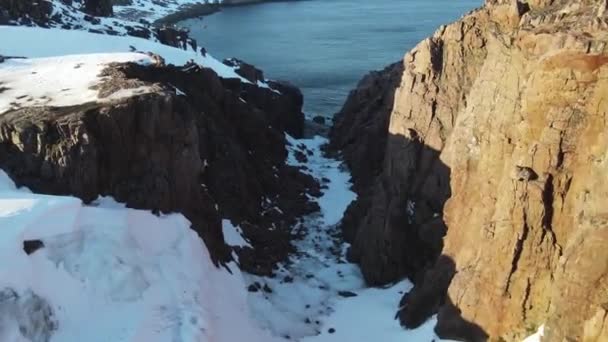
[235,135,447,342]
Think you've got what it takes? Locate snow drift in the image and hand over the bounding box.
[0,170,279,342]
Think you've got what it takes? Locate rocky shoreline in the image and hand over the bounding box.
[153,0,306,26]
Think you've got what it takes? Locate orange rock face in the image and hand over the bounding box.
[332,0,608,340]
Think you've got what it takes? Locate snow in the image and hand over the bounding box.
[303,281,446,342]
[0,26,243,79]
[286,135,356,226]
[0,170,279,342]
[0,53,152,114]
[222,219,252,248]
[522,325,544,342]
[0,25,283,113]
[238,134,451,341]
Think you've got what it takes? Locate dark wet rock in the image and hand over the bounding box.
[23,240,44,255]
[337,291,357,298]
[312,116,326,125]
[294,150,308,163]
[328,328,335,334]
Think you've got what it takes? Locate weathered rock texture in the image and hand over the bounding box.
[223,58,305,138]
[0,62,317,276]
[0,0,53,25]
[331,0,608,341]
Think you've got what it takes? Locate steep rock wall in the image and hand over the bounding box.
[331,1,608,341]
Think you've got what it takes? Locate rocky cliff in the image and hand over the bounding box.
[330,0,608,341]
[0,60,317,276]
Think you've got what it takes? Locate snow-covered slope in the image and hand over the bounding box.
[0,53,154,114]
[0,170,279,342]
[0,25,272,115]
[7,0,196,47]
[0,26,243,78]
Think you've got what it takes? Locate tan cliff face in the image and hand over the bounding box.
[331,0,608,340]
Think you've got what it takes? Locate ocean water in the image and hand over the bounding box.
[183,0,480,118]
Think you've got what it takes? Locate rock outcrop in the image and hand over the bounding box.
[224,58,305,137]
[330,0,608,341]
[83,0,113,17]
[0,61,318,276]
[0,0,53,26]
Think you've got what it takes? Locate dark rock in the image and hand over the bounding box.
[294,150,308,163]
[328,328,335,334]
[154,26,191,50]
[0,0,53,25]
[0,62,318,271]
[23,240,44,255]
[83,0,113,17]
[328,61,403,195]
[125,25,151,40]
[83,14,101,24]
[337,291,357,298]
[220,77,305,138]
[247,284,259,292]
[312,116,326,125]
[223,58,265,83]
[263,284,273,293]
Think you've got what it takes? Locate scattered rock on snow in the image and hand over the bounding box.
[337,291,358,298]
[23,240,45,255]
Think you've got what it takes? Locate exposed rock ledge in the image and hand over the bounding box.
[0,60,318,276]
[330,0,608,341]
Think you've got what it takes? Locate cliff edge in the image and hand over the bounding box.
[330,0,608,341]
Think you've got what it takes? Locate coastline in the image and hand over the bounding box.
[154,3,222,26]
[154,0,306,26]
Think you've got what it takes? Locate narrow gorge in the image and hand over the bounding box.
[0,0,607,341]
